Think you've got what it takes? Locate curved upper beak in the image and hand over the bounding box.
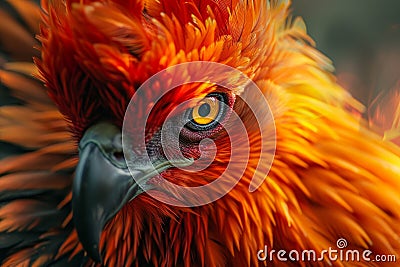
[72,122,193,262]
[72,123,144,262]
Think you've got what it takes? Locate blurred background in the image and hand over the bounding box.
[292,0,400,107]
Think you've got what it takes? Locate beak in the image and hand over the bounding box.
[72,122,194,262]
[72,123,144,262]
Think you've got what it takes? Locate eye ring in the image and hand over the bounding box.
[185,93,227,131]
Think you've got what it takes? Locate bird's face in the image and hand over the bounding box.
[38,0,277,263]
[69,59,276,259]
[71,84,241,260]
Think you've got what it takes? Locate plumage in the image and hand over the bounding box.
[0,0,399,266]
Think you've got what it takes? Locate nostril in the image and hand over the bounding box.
[113,151,125,161]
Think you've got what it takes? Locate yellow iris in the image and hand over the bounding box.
[191,97,220,126]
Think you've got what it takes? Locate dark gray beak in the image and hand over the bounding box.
[72,122,194,262]
[72,123,143,262]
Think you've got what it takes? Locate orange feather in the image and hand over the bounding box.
[0,0,399,266]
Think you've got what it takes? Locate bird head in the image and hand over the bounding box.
[36,0,356,266]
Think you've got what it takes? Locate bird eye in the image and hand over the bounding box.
[192,98,219,125]
[186,93,226,131]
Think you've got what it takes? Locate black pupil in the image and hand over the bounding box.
[198,103,211,117]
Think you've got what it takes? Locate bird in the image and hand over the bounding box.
[0,0,399,266]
